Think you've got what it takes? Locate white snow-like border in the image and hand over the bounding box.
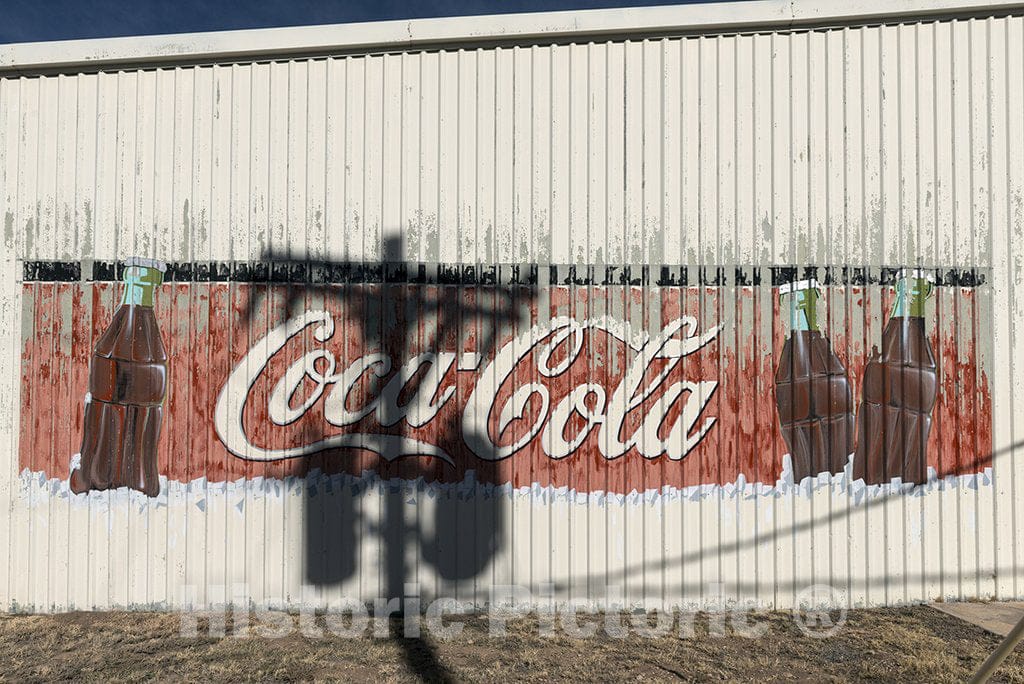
[20,453,995,514]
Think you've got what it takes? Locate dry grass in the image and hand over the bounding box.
[1,605,1023,682]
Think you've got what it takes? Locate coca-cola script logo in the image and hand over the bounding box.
[214,311,723,465]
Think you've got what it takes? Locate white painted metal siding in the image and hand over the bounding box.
[1,4,1023,612]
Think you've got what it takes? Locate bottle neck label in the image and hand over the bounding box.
[782,289,819,332]
[121,265,162,307]
[891,277,932,318]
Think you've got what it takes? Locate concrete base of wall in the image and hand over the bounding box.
[930,601,1024,637]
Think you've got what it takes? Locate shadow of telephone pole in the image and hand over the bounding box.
[241,235,533,681]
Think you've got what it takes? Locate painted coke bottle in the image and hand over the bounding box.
[71,257,168,497]
[774,279,854,481]
[854,268,937,485]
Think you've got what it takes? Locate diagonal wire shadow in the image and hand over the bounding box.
[549,439,1022,603]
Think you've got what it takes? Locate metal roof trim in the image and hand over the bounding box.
[2,0,1022,74]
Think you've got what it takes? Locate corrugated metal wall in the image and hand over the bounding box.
[1,12,1023,612]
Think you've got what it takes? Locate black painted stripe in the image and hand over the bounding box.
[21,260,989,288]
[22,261,82,282]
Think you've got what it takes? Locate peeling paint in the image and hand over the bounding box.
[80,200,93,256]
[3,210,13,250]
[181,199,190,260]
[196,208,208,249]
[23,217,34,258]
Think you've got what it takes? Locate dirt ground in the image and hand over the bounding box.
[2,604,1023,682]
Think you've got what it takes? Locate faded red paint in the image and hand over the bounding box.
[19,281,994,493]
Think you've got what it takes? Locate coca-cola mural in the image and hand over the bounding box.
[19,259,992,497]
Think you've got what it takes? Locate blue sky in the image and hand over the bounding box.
[1,0,725,44]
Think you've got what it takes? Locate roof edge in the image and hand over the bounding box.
[2,0,1022,74]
